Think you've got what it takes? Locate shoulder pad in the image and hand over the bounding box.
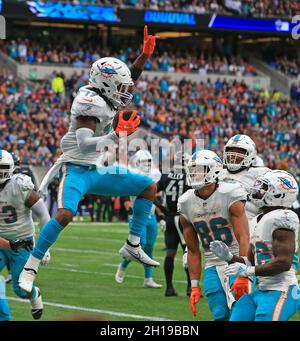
[273,209,299,232]
[178,189,194,204]
[248,167,271,177]
[13,174,34,192]
[218,180,243,194]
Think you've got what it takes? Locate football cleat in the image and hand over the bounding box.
[18,268,36,293]
[5,273,12,284]
[119,242,160,267]
[144,278,162,289]
[30,287,43,320]
[115,264,126,284]
[165,287,178,297]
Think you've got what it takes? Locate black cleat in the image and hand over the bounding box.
[31,309,43,320]
[165,287,178,296]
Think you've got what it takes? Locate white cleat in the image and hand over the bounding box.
[115,264,126,284]
[119,242,160,267]
[18,268,36,293]
[144,278,162,289]
[30,287,43,320]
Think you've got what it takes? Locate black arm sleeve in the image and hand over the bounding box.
[130,64,143,81]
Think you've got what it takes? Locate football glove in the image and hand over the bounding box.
[40,250,51,266]
[143,25,158,55]
[115,111,140,136]
[225,262,255,277]
[190,287,201,317]
[9,239,34,252]
[230,277,253,301]
[209,240,233,262]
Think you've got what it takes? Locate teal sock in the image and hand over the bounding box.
[143,244,154,279]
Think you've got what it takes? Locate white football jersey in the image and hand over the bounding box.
[222,167,270,220]
[178,182,247,268]
[250,209,299,291]
[130,168,161,217]
[60,85,116,166]
[0,174,35,241]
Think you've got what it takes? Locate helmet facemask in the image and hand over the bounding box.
[112,82,134,108]
[250,179,269,208]
[187,164,213,190]
[224,147,251,172]
[0,164,13,184]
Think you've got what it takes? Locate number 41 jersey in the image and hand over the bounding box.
[0,174,35,241]
[178,181,247,268]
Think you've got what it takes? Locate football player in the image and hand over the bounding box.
[115,150,161,288]
[223,134,270,221]
[19,26,160,294]
[178,150,249,320]
[210,170,300,321]
[0,150,51,320]
[156,151,191,296]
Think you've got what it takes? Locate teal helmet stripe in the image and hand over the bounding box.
[233,134,241,142]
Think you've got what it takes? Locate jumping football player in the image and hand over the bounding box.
[156,151,191,296]
[115,150,162,288]
[178,150,249,320]
[0,150,50,320]
[210,170,300,321]
[19,26,160,294]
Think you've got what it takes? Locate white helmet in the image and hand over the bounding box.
[89,57,134,108]
[130,150,153,174]
[173,151,191,172]
[223,134,257,173]
[250,170,299,208]
[0,150,14,184]
[186,150,223,190]
[253,155,265,167]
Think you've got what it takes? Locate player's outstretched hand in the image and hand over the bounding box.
[190,287,201,317]
[9,239,34,251]
[114,111,141,136]
[209,240,233,262]
[143,25,159,56]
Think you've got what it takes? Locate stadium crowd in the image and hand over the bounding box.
[1,39,257,76]
[1,69,300,182]
[41,0,300,18]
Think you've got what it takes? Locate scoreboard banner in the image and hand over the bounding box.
[0,1,297,35]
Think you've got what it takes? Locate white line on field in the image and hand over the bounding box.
[7,296,173,321]
[52,247,182,263]
[47,266,187,284]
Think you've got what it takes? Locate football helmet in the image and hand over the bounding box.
[250,170,299,208]
[186,150,223,190]
[0,150,14,184]
[89,57,134,108]
[223,134,257,173]
[130,150,153,174]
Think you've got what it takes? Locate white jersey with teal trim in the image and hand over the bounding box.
[0,174,35,241]
[130,168,161,217]
[59,85,116,166]
[222,167,270,220]
[250,209,299,291]
[178,181,247,268]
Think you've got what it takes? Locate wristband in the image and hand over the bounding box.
[191,280,200,288]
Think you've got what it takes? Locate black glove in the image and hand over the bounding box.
[9,239,34,252]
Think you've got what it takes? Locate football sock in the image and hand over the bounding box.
[121,258,131,269]
[143,244,154,279]
[130,198,152,240]
[164,256,175,288]
[0,279,11,321]
[32,218,64,260]
[29,286,38,300]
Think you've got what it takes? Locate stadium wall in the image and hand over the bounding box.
[15,63,270,89]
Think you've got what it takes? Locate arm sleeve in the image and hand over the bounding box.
[31,199,51,230]
[76,127,118,153]
[228,187,247,209]
[130,65,143,81]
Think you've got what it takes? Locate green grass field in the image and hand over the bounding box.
[4,222,300,321]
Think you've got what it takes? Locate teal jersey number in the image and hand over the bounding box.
[194,217,233,251]
[255,242,272,265]
[2,205,18,224]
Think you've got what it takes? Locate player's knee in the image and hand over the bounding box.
[212,305,229,321]
[166,251,176,258]
[139,183,157,201]
[55,209,74,227]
